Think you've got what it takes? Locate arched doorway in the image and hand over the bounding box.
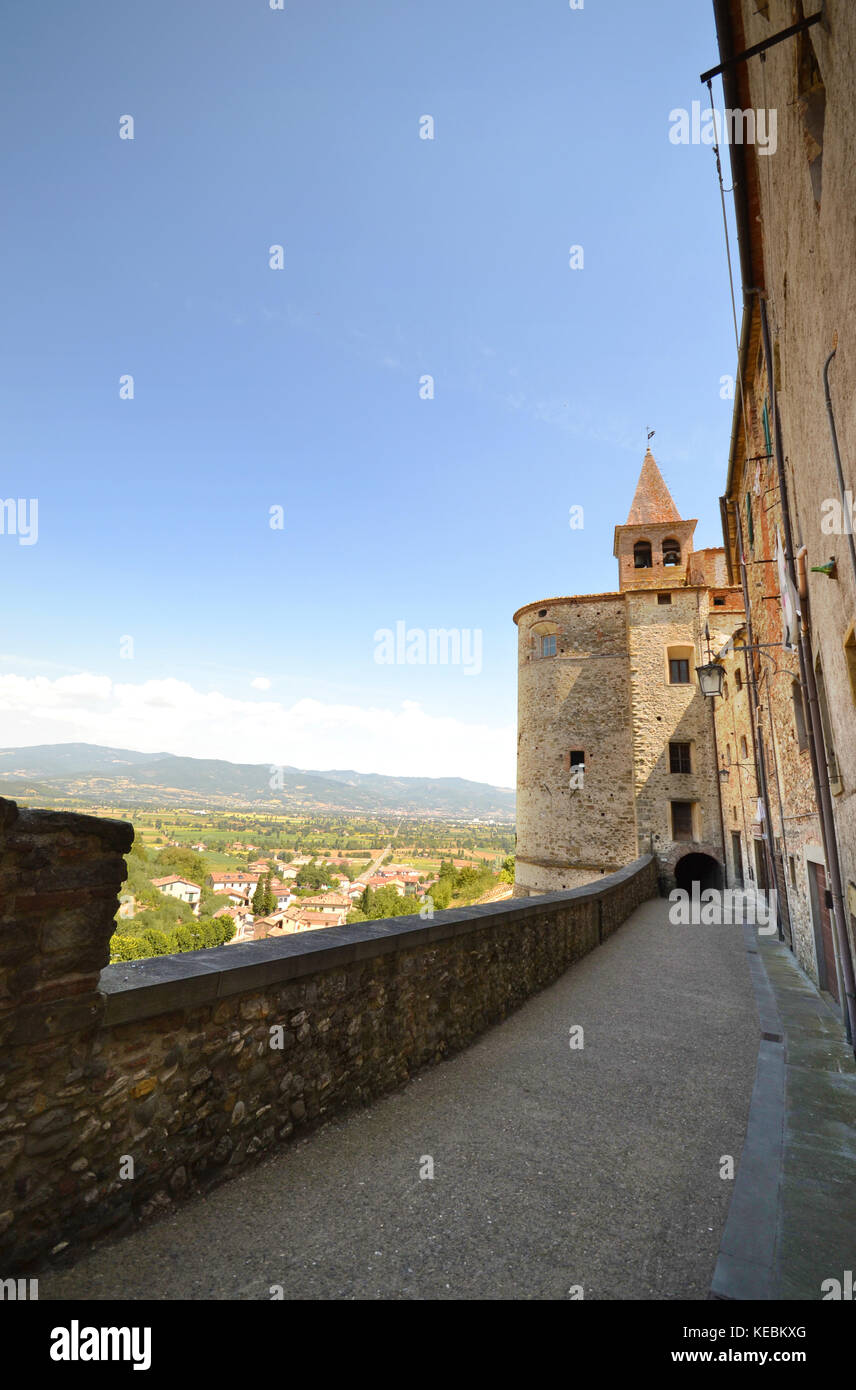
[674,852,723,893]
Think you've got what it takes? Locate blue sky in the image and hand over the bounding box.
[0,0,738,786]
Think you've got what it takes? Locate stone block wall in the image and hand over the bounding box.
[0,794,658,1274]
[514,595,638,893]
[726,0,856,986]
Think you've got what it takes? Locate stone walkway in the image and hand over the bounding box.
[40,897,762,1300]
[712,932,856,1301]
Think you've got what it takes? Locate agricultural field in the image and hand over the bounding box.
[79,804,516,961]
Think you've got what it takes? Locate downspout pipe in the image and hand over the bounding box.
[822,345,856,593]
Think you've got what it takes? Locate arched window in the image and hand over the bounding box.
[662,538,681,566]
[634,540,652,569]
[529,621,559,660]
[740,736,749,760]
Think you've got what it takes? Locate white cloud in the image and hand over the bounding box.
[250,676,272,691]
[0,672,514,786]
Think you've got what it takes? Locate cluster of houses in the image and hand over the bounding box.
[148,856,434,945]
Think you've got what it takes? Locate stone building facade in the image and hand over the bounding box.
[514,451,744,897]
[711,0,856,1025]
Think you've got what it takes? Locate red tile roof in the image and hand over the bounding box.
[625,449,682,525]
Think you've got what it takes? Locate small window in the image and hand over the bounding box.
[745,493,754,548]
[634,540,652,569]
[844,625,856,706]
[815,656,840,787]
[726,743,732,764]
[713,595,726,606]
[669,742,691,774]
[662,538,681,566]
[669,658,690,684]
[735,669,743,691]
[740,736,749,760]
[791,679,809,751]
[723,678,729,700]
[567,750,585,788]
[540,634,557,658]
[657,593,672,605]
[671,801,694,842]
[789,855,797,888]
[762,399,772,458]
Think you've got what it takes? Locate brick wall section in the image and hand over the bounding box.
[0,793,658,1273]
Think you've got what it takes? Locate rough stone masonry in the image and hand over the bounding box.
[0,794,657,1274]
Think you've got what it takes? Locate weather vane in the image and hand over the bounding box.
[646,426,655,444]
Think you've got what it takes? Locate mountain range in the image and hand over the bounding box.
[0,743,515,820]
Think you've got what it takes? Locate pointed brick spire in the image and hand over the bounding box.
[625,449,682,525]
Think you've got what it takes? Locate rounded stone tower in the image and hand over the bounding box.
[514,449,734,897]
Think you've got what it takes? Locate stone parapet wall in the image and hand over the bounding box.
[0,794,657,1274]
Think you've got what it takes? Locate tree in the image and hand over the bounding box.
[263,873,277,915]
[251,877,266,915]
[295,860,333,892]
[499,855,515,884]
[155,846,206,885]
[431,879,453,910]
[139,929,171,957]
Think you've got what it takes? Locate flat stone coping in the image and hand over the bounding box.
[100,855,654,1026]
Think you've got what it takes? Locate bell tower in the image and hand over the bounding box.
[613,449,697,592]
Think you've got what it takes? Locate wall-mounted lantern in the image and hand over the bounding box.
[696,660,725,698]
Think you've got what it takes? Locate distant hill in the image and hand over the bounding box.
[0,743,515,820]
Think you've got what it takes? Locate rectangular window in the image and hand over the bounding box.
[657,593,672,605]
[732,832,743,888]
[669,658,690,684]
[671,801,694,842]
[713,595,726,606]
[540,634,556,658]
[569,750,585,767]
[669,742,691,774]
[746,492,754,547]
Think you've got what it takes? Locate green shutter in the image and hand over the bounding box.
[762,399,772,457]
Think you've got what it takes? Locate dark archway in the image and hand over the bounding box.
[674,852,723,894]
